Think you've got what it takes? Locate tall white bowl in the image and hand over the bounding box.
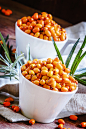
[19,71,78,123]
[15,22,68,59]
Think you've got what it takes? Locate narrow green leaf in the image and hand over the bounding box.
[52,38,64,64]
[4,34,9,42]
[70,36,86,75]
[72,51,86,75]
[74,72,86,78]
[12,53,24,68]
[0,32,12,63]
[65,38,80,68]
[74,76,86,86]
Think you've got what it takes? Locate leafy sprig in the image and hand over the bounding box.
[0,32,24,80]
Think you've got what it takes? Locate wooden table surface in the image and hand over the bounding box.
[0,0,86,129]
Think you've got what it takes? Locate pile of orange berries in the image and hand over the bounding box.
[2,97,20,113]
[17,12,67,41]
[57,116,86,128]
[21,57,78,92]
[0,6,12,16]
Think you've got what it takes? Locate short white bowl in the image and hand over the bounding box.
[19,71,78,123]
[15,22,68,59]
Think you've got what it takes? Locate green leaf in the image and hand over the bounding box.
[65,38,80,68]
[72,51,86,75]
[52,38,64,64]
[12,53,24,68]
[4,34,9,42]
[0,32,12,64]
[74,76,86,86]
[74,72,86,78]
[70,36,86,75]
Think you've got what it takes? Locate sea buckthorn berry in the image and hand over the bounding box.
[29,17,34,23]
[65,68,70,73]
[6,9,12,14]
[80,122,86,127]
[47,58,53,64]
[41,70,48,76]
[69,115,78,121]
[61,87,68,92]
[43,35,48,40]
[36,73,41,79]
[29,119,35,125]
[33,80,39,85]
[62,72,69,78]
[33,26,40,33]
[31,75,37,81]
[17,20,22,27]
[21,65,26,71]
[48,14,52,19]
[43,84,50,90]
[53,68,59,75]
[32,12,38,20]
[47,71,53,77]
[31,21,36,27]
[45,29,51,37]
[1,9,6,14]
[52,75,62,83]
[11,105,16,110]
[41,66,48,71]
[58,124,63,129]
[41,12,48,17]
[39,34,43,39]
[22,17,27,24]
[33,68,40,73]
[25,75,31,80]
[42,76,48,80]
[13,106,20,112]
[25,29,31,34]
[56,83,61,90]
[50,80,56,88]
[22,71,28,76]
[40,79,45,85]
[36,24,42,28]
[36,64,41,69]
[29,70,35,75]
[0,6,1,10]
[5,97,14,102]
[30,64,36,69]
[3,102,11,107]
[34,32,40,38]
[42,61,47,66]
[46,64,53,69]
[63,78,71,84]
[69,86,76,91]
[58,119,65,125]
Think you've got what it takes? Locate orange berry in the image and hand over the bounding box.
[13,106,20,112]
[5,97,14,102]
[17,19,22,27]
[58,119,65,125]
[80,122,86,127]
[4,10,11,16]
[29,119,35,125]
[3,102,11,107]
[1,9,6,14]
[69,115,78,121]
[58,124,63,129]
[6,9,12,14]
[0,6,1,10]
[32,12,38,20]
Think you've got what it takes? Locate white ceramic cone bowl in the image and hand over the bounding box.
[19,71,78,123]
[15,22,68,59]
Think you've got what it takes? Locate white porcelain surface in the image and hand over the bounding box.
[19,71,78,123]
[15,22,68,59]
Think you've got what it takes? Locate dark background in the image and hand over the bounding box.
[13,0,86,25]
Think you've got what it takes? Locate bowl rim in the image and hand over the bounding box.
[15,22,68,44]
[20,70,78,95]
